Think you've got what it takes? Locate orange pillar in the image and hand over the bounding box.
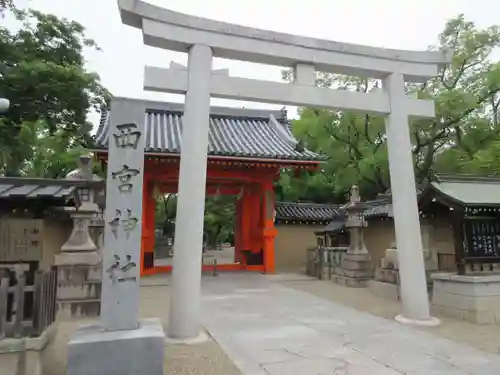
[234,197,243,263]
[241,188,252,252]
[262,181,277,273]
[141,178,156,274]
[249,186,262,254]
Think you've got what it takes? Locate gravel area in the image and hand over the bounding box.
[279,277,500,356]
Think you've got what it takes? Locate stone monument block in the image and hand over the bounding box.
[67,319,165,375]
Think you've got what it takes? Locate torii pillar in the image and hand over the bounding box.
[168,45,213,340]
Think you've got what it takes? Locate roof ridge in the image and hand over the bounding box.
[0,177,102,187]
[435,173,500,184]
[102,97,287,120]
[93,102,324,162]
[276,201,341,207]
[145,107,279,121]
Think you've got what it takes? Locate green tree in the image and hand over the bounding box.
[156,193,177,237]
[0,8,109,175]
[155,193,236,247]
[16,120,89,178]
[279,14,500,201]
[411,15,500,179]
[203,195,235,247]
[0,0,13,14]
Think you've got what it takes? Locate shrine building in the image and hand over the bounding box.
[91,98,324,275]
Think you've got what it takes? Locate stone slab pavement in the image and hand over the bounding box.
[200,273,500,375]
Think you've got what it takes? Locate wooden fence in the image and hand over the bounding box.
[0,267,57,339]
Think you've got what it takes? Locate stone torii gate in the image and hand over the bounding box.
[118,0,450,340]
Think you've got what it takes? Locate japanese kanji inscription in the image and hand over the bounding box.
[101,99,146,331]
[106,254,137,283]
[108,208,139,240]
[111,164,140,193]
[113,122,142,149]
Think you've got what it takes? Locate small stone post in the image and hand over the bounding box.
[334,185,373,287]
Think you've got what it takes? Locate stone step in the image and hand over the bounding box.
[58,279,101,286]
[57,298,101,320]
[58,298,101,303]
[333,275,371,288]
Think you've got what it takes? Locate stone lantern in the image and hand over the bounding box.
[53,154,104,320]
[333,185,373,287]
[344,185,368,255]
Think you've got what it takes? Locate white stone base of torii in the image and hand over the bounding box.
[118,0,450,340]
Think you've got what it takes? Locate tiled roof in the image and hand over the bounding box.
[0,178,76,204]
[363,197,393,218]
[275,201,342,223]
[428,174,500,206]
[322,219,346,233]
[93,102,323,162]
[0,177,103,206]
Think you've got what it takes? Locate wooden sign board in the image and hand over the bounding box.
[0,218,43,262]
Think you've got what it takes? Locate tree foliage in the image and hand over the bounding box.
[278,14,500,202]
[0,0,13,13]
[155,194,235,247]
[0,7,108,176]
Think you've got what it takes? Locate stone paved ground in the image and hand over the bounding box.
[201,273,500,374]
[274,273,500,355]
[43,273,500,374]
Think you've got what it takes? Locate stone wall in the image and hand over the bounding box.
[0,324,57,375]
[364,215,455,271]
[432,273,500,325]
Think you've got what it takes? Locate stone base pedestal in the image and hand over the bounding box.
[54,252,102,320]
[333,253,373,288]
[67,318,165,375]
[432,273,500,325]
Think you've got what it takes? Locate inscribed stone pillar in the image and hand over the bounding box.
[67,99,165,375]
[384,72,439,326]
[100,98,146,331]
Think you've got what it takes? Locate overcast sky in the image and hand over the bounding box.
[9,0,500,125]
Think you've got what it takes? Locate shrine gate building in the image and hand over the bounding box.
[92,99,323,276]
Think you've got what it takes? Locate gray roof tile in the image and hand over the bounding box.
[430,174,500,206]
[0,179,76,201]
[0,177,103,205]
[275,201,342,223]
[363,197,393,218]
[94,105,323,161]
